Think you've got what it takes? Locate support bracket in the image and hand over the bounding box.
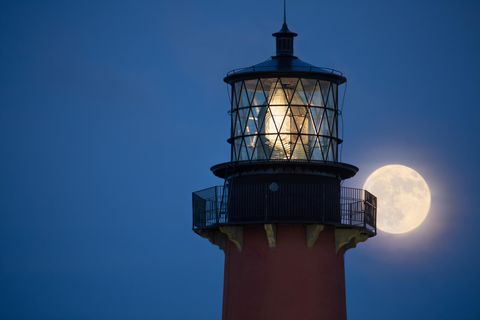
[264,224,277,248]
[335,228,369,254]
[196,226,244,252]
[305,224,325,248]
[219,226,244,252]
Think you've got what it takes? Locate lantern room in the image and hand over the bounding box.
[224,22,346,163]
[227,77,341,162]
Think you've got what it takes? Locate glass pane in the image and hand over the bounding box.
[233,81,242,109]
[290,135,308,160]
[304,109,314,135]
[265,106,287,133]
[311,137,322,160]
[233,111,243,137]
[244,135,256,160]
[269,79,287,106]
[244,79,257,106]
[319,109,330,137]
[306,108,316,140]
[329,141,337,161]
[325,82,336,110]
[271,134,287,160]
[239,138,248,161]
[245,109,257,135]
[251,105,266,133]
[325,109,334,137]
[267,106,291,158]
[310,107,324,134]
[234,138,242,161]
[291,105,308,134]
[311,80,324,107]
[277,106,291,134]
[263,134,277,158]
[239,81,250,108]
[331,83,338,108]
[306,134,316,160]
[252,80,267,106]
[319,136,329,159]
[279,78,298,103]
[294,79,309,105]
[326,140,334,161]
[260,78,278,105]
[330,110,337,138]
[253,135,268,160]
[301,78,317,104]
[238,107,249,134]
[320,81,330,108]
[232,138,238,160]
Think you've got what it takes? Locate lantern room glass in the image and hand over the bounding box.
[230,77,340,162]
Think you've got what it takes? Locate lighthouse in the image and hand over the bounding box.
[192,11,377,320]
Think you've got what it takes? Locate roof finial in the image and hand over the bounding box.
[272,0,297,56]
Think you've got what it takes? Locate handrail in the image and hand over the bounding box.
[193,185,376,235]
[226,66,344,77]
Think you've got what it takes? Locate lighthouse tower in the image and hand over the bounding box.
[192,12,377,320]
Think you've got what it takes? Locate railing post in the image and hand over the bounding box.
[349,191,352,226]
[264,183,268,222]
[363,190,366,229]
[322,184,326,224]
[215,186,219,225]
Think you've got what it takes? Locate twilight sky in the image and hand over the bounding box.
[1,0,479,319]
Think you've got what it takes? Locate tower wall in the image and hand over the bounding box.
[227,173,341,224]
[222,225,347,320]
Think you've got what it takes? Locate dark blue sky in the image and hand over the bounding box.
[1,0,479,319]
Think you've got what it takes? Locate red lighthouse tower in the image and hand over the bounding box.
[192,12,376,320]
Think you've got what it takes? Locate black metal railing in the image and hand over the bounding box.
[340,187,377,234]
[192,184,376,235]
[192,186,228,228]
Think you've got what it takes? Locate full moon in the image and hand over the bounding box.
[363,164,431,234]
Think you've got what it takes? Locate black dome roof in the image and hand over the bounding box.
[224,56,346,84]
[224,20,346,84]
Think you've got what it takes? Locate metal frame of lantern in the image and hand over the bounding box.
[227,77,341,162]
